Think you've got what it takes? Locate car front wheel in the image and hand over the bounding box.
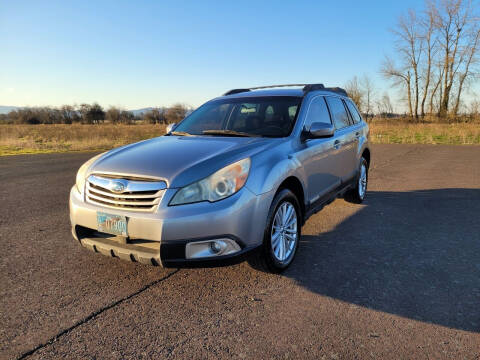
[248,189,301,273]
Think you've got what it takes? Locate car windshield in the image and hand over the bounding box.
[173,96,302,137]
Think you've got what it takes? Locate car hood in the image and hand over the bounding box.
[88,135,277,188]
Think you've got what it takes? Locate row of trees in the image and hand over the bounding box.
[381,0,480,118]
[0,103,189,125]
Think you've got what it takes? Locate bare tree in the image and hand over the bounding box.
[79,103,105,124]
[453,23,480,114]
[345,75,375,118]
[376,92,394,115]
[106,107,121,124]
[381,56,414,117]
[361,75,375,119]
[165,104,189,124]
[60,105,80,124]
[420,3,438,116]
[144,108,166,124]
[435,0,480,115]
[429,60,445,113]
[345,76,363,110]
[383,9,423,118]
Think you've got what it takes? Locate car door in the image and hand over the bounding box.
[345,98,366,163]
[325,96,357,183]
[297,96,340,205]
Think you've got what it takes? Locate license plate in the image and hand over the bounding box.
[97,212,128,236]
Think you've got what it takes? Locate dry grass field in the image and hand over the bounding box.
[369,121,480,145]
[0,124,166,155]
[0,121,478,155]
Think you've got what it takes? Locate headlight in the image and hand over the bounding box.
[75,153,105,194]
[170,158,251,205]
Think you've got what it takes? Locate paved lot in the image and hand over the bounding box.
[1,144,479,359]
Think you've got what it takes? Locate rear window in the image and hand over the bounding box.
[345,100,362,124]
[325,97,350,129]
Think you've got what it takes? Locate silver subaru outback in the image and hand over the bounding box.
[70,84,370,272]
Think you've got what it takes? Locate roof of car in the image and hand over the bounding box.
[216,85,349,100]
[218,88,305,99]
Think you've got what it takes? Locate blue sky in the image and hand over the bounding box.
[0,0,426,109]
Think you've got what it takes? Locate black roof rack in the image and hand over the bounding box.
[223,83,348,97]
[223,88,251,96]
[323,87,348,97]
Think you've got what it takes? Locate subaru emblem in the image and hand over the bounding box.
[110,181,126,193]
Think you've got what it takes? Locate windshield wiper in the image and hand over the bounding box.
[170,131,193,136]
[202,130,259,137]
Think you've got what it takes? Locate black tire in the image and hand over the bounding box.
[344,157,368,204]
[248,189,301,273]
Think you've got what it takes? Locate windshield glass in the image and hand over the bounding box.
[173,96,302,137]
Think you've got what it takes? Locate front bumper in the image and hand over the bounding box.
[69,186,273,267]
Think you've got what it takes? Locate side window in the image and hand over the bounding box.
[325,97,350,129]
[288,105,298,121]
[304,96,331,129]
[345,100,362,124]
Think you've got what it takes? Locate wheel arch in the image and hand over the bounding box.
[362,147,371,168]
[277,176,306,222]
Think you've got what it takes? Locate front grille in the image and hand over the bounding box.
[86,174,167,212]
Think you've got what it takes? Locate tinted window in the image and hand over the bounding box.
[174,96,302,137]
[288,105,298,121]
[325,97,350,129]
[304,96,331,128]
[345,100,362,124]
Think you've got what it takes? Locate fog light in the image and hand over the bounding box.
[210,241,223,253]
[185,238,241,259]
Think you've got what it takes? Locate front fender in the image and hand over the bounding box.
[246,148,307,197]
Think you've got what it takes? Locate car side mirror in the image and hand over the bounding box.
[304,122,334,139]
[166,123,176,134]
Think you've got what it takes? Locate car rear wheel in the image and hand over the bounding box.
[248,189,301,273]
[345,157,368,204]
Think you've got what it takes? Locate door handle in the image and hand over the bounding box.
[333,140,341,149]
[355,132,360,138]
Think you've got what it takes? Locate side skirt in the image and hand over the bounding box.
[303,178,356,224]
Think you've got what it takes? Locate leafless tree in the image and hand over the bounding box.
[60,105,80,124]
[345,76,363,110]
[381,57,414,117]
[165,103,189,124]
[361,75,375,119]
[420,3,438,116]
[434,0,480,115]
[382,0,479,118]
[376,92,394,115]
[345,75,375,118]
[106,107,121,124]
[383,10,423,118]
[453,24,480,114]
[144,108,166,124]
[79,103,105,124]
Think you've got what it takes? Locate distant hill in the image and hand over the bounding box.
[129,107,156,116]
[0,106,21,114]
